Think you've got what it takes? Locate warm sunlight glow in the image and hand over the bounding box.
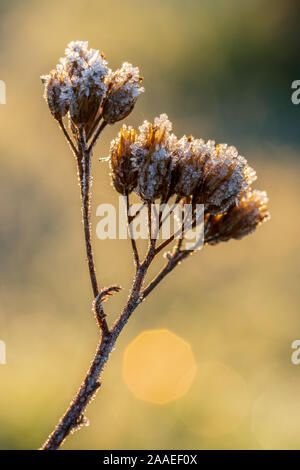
[178,362,249,437]
[123,329,197,404]
[252,381,300,450]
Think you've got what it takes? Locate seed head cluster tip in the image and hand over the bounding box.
[41,41,144,132]
[109,114,270,242]
[110,125,138,195]
[205,190,270,243]
[103,62,144,124]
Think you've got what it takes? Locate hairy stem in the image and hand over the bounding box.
[42,124,194,450]
[78,127,99,300]
[142,250,191,300]
[58,119,79,157]
[87,113,103,141]
[41,197,157,450]
[126,194,140,268]
[41,254,153,450]
[88,121,107,154]
[42,332,110,450]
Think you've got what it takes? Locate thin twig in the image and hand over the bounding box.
[142,250,191,301]
[93,286,121,334]
[126,194,140,268]
[87,113,103,141]
[128,202,146,223]
[58,119,79,157]
[42,262,151,450]
[42,332,111,450]
[88,121,107,154]
[147,202,157,254]
[160,202,177,227]
[155,206,199,255]
[77,128,101,300]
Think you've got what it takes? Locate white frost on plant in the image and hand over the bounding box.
[42,40,144,127]
[103,62,144,124]
[173,137,257,214]
[42,40,110,125]
[131,114,175,201]
[41,70,72,120]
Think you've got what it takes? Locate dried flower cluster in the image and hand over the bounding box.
[103,62,144,124]
[42,41,144,133]
[205,190,270,243]
[110,114,269,242]
[41,40,270,451]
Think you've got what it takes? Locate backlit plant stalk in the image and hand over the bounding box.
[41,41,270,450]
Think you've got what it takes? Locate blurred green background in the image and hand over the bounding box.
[0,0,300,450]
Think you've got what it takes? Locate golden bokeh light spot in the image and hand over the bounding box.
[178,362,249,437]
[123,329,197,404]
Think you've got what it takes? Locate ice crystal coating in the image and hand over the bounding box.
[194,144,256,215]
[110,114,258,210]
[62,41,109,126]
[42,70,71,120]
[42,41,144,133]
[42,40,109,127]
[173,140,256,215]
[205,190,270,244]
[132,114,176,202]
[103,62,144,124]
[172,136,213,196]
[110,125,138,194]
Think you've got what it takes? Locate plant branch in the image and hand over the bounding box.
[93,286,121,334]
[41,195,193,450]
[126,194,140,268]
[88,121,107,154]
[87,113,103,141]
[155,206,200,255]
[42,257,152,450]
[77,127,100,300]
[142,250,191,301]
[42,123,198,451]
[58,119,79,157]
[42,332,111,450]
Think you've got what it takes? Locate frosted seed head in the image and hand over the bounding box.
[103,62,144,124]
[42,40,110,127]
[41,70,71,120]
[172,138,257,214]
[193,143,257,215]
[109,125,138,194]
[109,115,265,219]
[137,147,174,202]
[65,43,109,126]
[172,136,210,197]
[135,113,173,151]
[205,189,270,244]
[131,114,175,202]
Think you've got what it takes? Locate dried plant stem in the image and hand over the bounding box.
[87,113,102,141]
[41,243,156,449]
[42,333,110,450]
[142,250,190,301]
[126,194,140,268]
[78,127,100,300]
[41,259,153,450]
[88,121,107,154]
[41,126,196,451]
[57,119,79,157]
